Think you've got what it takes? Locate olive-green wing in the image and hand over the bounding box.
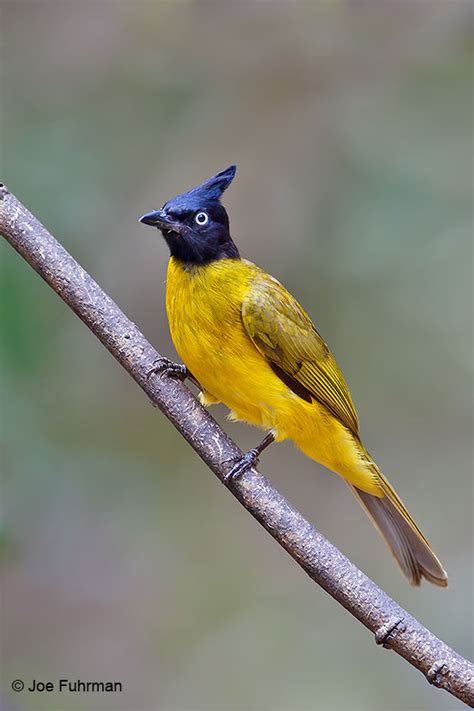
[242,272,360,437]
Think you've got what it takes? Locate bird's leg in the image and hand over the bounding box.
[223,433,275,483]
[147,356,200,387]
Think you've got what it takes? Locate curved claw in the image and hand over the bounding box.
[223,448,260,483]
[147,357,187,381]
[222,433,275,484]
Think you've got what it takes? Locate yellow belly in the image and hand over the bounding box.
[166,257,380,495]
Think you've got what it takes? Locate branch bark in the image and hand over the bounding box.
[1,184,472,707]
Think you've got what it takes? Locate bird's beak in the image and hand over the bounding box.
[138,209,179,231]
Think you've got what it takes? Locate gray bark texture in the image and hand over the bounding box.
[1,184,473,706]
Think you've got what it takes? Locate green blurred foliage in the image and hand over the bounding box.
[1,2,472,710]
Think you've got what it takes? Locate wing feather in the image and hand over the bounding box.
[242,273,360,437]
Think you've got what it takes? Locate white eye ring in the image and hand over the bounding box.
[195,211,209,226]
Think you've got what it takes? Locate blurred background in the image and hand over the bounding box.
[1,2,472,710]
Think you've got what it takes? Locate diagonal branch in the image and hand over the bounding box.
[1,184,472,707]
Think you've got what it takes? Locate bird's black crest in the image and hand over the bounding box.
[139,165,239,265]
[163,165,236,214]
[190,164,236,202]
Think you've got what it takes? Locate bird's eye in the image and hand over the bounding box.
[195,211,209,226]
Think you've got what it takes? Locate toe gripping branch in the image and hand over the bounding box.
[147,357,189,382]
[223,433,275,484]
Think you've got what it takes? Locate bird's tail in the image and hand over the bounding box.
[350,468,448,587]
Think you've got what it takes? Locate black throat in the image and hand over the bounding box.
[162,229,240,266]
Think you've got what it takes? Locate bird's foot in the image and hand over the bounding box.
[147,357,188,381]
[223,448,261,483]
[223,433,275,484]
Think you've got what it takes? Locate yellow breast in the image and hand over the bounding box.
[166,257,283,429]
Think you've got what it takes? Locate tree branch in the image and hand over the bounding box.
[1,184,472,707]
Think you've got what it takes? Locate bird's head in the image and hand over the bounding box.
[139,165,239,265]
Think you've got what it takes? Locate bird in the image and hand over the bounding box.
[139,165,447,587]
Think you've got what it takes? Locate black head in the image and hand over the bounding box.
[139,165,239,265]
